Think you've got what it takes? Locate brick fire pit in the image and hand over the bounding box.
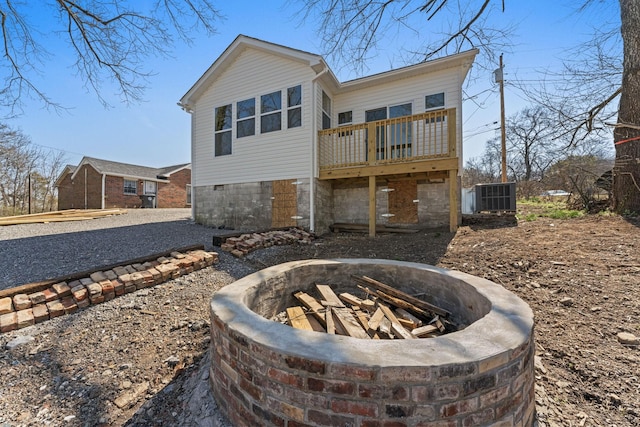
[209,259,535,426]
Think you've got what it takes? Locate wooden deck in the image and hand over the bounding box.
[317,109,460,235]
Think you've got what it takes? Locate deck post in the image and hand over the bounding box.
[449,169,458,232]
[369,175,376,237]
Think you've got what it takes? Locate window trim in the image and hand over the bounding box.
[425,92,445,111]
[321,90,332,130]
[123,179,137,195]
[260,90,282,134]
[287,85,302,129]
[338,111,353,126]
[214,104,233,156]
[236,98,256,138]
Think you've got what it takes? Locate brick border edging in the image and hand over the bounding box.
[0,250,219,333]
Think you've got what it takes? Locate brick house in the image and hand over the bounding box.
[56,157,191,210]
[179,35,477,235]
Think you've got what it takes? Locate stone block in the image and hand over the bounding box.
[46,300,65,318]
[61,297,78,314]
[99,280,114,295]
[90,295,105,305]
[0,312,18,333]
[113,266,128,276]
[0,297,13,315]
[103,292,115,302]
[104,270,118,280]
[112,279,125,296]
[130,272,144,287]
[13,294,32,310]
[90,271,108,282]
[29,291,46,305]
[42,288,58,302]
[32,304,49,323]
[140,271,154,287]
[76,298,90,309]
[124,284,137,294]
[72,287,88,302]
[52,282,71,298]
[16,309,35,329]
[67,280,82,290]
[147,268,162,284]
[86,283,102,297]
[80,277,94,286]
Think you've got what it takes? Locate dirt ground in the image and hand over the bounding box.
[242,209,640,426]
[1,208,639,426]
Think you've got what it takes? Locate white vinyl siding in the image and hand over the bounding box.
[191,48,315,185]
[332,68,464,163]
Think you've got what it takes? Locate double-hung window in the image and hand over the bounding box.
[260,91,282,133]
[124,179,137,195]
[322,91,332,130]
[287,85,302,128]
[237,98,255,138]
[215,104,232,156]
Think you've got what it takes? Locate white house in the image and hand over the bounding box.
[179,35,478,235]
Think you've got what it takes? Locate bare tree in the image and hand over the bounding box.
[0,0,222,112]
[0,124,66,215]
[505,107,558,181]
[0,124,38,214]
[296,0,510,75]
[301,0,640,213]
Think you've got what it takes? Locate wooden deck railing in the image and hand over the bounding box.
[318,108,457,172]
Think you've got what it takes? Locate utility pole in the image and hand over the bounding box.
[28,173,31,214]
[495,54,507,183]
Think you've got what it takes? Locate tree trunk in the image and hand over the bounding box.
[614,0,640,213]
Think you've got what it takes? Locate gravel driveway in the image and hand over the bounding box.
[0,209,220,290]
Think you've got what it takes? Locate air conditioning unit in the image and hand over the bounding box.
[474,182,516,213]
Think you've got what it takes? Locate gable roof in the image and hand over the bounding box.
[179,34,479,109]
[54,164,77,187]
[64,157,190,183]
[179,35,328,110]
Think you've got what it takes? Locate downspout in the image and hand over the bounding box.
[84,168,87,209]
[101,173,106,209]
[310,65,330,233]
[189,108,195,221]
[177,100,195,221]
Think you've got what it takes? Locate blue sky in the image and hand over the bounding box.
[8,1,619,168]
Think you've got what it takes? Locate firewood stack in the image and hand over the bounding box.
[279,275,454,339]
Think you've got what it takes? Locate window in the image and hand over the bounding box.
[261,91,282,133]
[237,98,255,138]
[365,107,387,123]
[389,103,413,158]
[322,90,332,130]
[365,104,413,160]
[425,92,445,110]
[287,85,302,128]
[215,104,232,156]
[124,179,137,195]
[338,111,352,126]
[186,184,192,205]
